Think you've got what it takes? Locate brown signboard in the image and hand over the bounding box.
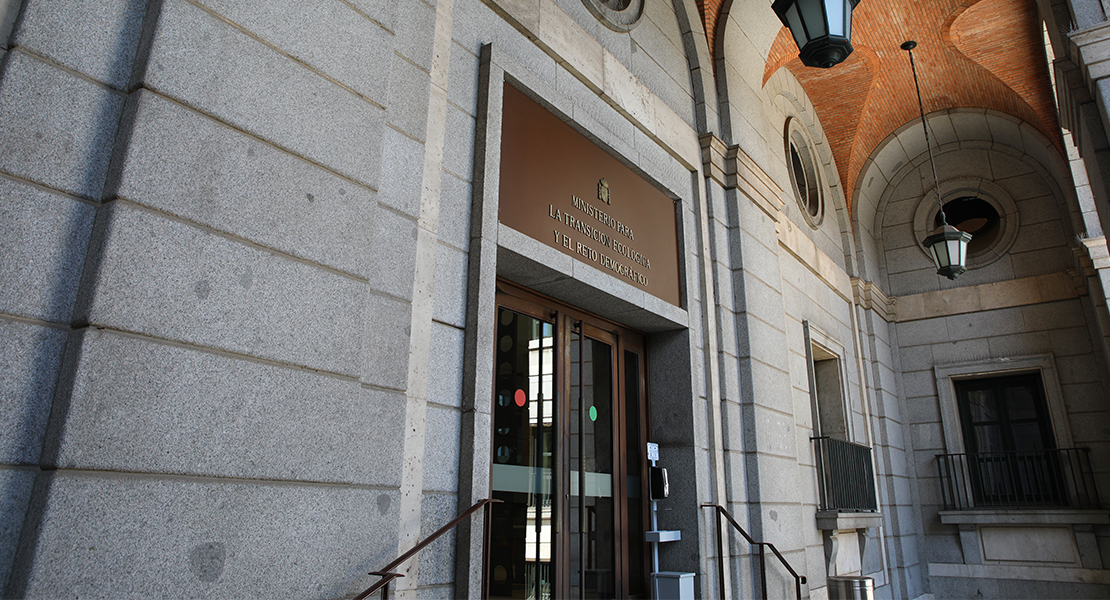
[499,83,682,307]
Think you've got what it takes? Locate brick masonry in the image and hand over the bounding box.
[702,0,1061,215]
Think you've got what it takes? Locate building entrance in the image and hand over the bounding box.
[487,284,650,599]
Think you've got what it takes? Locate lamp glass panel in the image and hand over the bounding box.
[928,246,942,270]
[785,4,808,48]
[931,239,951,269]
[948,238,963,268]
[799,0,827,39]
[844,0,853,39]
[826,0,845,36]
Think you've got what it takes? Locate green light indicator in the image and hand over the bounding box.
[589,406,598,422]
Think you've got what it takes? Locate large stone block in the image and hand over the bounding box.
[895,317,951,348]
[1061,382,1107,414]
[192,0,393,104]
[630,14,688,95]
[343,0,395,32]
[85,202,367,376]
[451,0,557,84]
[362,292,414,390]
[900,369,938,400]
[368,208,419,300]
[628,33,694,128]
[449,41,482,116]
[379,126,426,218]
[734,233,781,291]
[1022,299,1086,331]
[437,172,473,251]
[0,52,123,199]
[416,492,459,587]
[51,328,406,486]
[745,404,798,460]
[385,53,432,141]
[433,243,469,328]
[393,0,438,70]
[930,338,991,364]
[0,319,67,465]
[985,331,1052,357]
[0,177,96,322]
[422,405,462,493]
[112,91,377,279]
[14,473,400,598]
[0,468,34,590]
[428,322,465,409]
[1010,247,1075,279]
[443,104,477,180]
[145,0,385,187]
[13,0,147,88]
[740,313,789,372]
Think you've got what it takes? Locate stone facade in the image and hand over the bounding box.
[2,0,1110,599]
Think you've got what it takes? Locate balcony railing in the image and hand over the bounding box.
[936,448,1101,510]
[812,437,878,512]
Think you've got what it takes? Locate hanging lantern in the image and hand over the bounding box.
[923,223,972,280]
[903,40,973,280]
[772,0,862,68]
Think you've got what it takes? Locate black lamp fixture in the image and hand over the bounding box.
[772,0,862,68]
[903,40,972,280]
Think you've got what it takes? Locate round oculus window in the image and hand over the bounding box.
[581,0,644,31]
[786,124,823,227]
[912,179,1020,271]
[933,196,1001,258]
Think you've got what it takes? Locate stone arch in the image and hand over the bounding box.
[855,108,1076,295]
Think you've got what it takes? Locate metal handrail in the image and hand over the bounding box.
[702,504,806,600]
[354,498,501,600]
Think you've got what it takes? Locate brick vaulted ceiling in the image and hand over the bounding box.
[697,0,1062,216]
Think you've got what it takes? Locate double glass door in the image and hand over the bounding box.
[488,285,649,599]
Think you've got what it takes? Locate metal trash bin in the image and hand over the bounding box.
[652,571,695,600]
[827,576,874,600]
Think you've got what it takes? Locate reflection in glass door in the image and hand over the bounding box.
[488,286,649,599]
[489,308,555,600]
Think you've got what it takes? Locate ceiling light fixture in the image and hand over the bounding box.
[773,0,862,68]
[903,40,972,280]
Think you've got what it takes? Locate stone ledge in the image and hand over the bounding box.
[928,561,1110,584]
[778,218,853,304]
[894,271,1085,322]
[816,510,883,531]
[939,509,1110,526]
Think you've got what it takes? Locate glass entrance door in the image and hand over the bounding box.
[569,327,615,598]
[488,285,649,599]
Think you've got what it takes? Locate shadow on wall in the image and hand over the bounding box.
[1,0,160,594]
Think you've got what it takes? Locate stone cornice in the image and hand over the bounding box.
[726,143,785,221]
[852,278,895,322]
[699,134,785,220]
[1070,20,1110,91]
[699,133,727,187]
